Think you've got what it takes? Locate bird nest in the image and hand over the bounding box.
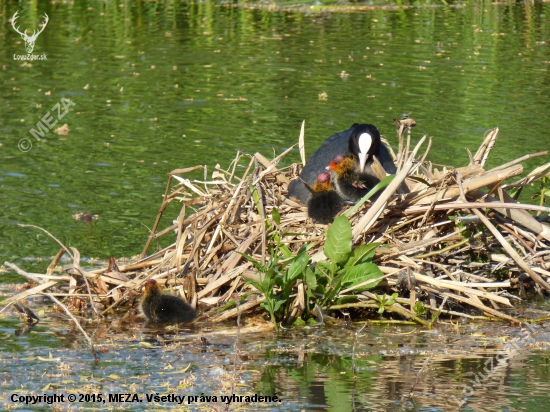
[4,122,550,327]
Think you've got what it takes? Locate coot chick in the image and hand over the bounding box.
[327,154,381,204]
[288,123,397,204]
[306,172,345,224]
[140,279,196,324]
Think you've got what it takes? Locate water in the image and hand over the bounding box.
[0,309,549,411]
[1,0,550,410]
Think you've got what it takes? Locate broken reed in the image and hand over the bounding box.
[4,125,550,327]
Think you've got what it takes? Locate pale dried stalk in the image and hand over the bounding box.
[412,164,523,206]
[395,123,406,172]
[470,207,550,291]
[471,189,550,242]
[352,136,427,240]
[44,293,99,365]
[4,261,44,284]
[206,157,255,255]
[402,201,550,215]
[420,284,518,323]
[142,166,204,256]
[210,295,265,322]
[489,152,548,173]
[299,120,306,166]
[412,272,511,306]
[473,127,499,167]
[253,145,297,185]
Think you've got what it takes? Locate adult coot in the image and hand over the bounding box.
[288,123,397,204]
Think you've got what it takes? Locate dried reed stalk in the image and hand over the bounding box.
[4,124,550,326]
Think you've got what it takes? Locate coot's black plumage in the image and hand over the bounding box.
[288,123,397,204]
[141,279,196,324]
[306,172,345,224]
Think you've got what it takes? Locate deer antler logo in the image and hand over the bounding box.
[11,11,49,54]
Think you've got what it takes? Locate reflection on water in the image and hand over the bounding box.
[0,309,549,411]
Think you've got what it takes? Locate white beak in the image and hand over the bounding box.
[357,133,372,172]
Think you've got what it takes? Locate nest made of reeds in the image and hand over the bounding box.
[4,119,550,328]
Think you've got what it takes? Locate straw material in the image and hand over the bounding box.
[5,123,550,325]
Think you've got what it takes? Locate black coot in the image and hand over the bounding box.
[288,123,397,204]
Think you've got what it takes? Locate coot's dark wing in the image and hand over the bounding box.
[288,127,353,204]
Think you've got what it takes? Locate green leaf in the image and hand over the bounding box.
[335,295,358,305]
[273,299,286,312]
[323,273,345,304]
[243,277,265,294]
[251,186,262,214]
[315,260,333,278]
[324,216,352,265]
[407,175,431,187]
[286,253,309,282]
[238,252,264,271]
[346,174,395,216]
[387,292,398,305]
[273,274,283,288]
[340,263,384,291]
[414,301,426,317]
[278,244,293,259]
[346,243,379,266]
[304,266,318,293]
[272,207,281,226]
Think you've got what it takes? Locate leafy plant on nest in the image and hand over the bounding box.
[242,212,384,329]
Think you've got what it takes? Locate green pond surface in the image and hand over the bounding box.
[1,0,550,410]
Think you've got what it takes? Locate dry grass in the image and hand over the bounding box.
[4,122,550,326]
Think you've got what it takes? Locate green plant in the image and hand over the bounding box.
[313,216,384,308]
[531,175,550,206]
[242,211,384,329]
[413,301,427,317]
[374,292,398,314]
[428,308,442,327]
[241,207,313,330]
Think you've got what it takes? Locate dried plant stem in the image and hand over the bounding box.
[353,136,427,239]
[403,201,550,215]
[416,231,484,259]
[44,293,99,365]
[470,208,550,291]
[4,261,44,284]
[225,293,241,412]
[18,224,74,259]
